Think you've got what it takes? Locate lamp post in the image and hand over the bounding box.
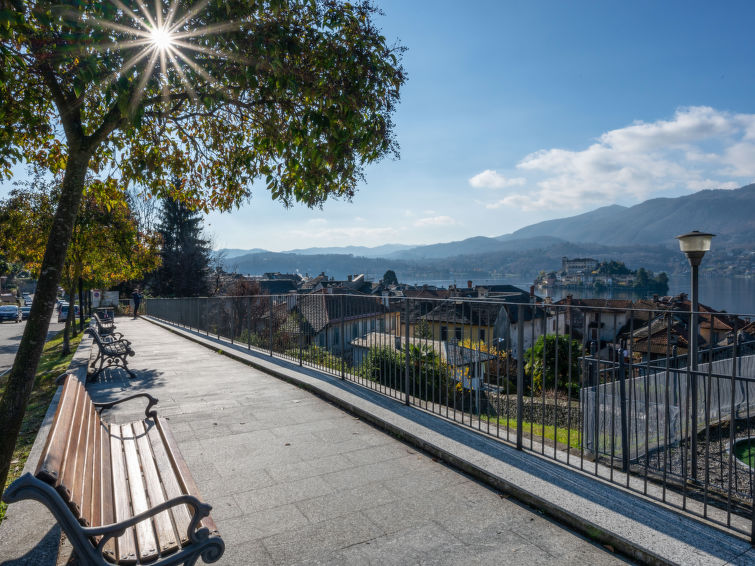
[676,230,714,480]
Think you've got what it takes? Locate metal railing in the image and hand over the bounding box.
[146,293,755,541]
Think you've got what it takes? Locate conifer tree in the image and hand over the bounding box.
[151,194,211,297]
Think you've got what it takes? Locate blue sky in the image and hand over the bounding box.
[5,1,755,252]
[207,0,755,251]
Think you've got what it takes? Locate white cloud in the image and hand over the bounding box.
[414,215,457,227]
[485,106,755,211]
[468,169,527,189]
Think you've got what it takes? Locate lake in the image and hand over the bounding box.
[409,275,755,317]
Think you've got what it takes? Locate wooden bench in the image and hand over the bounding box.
[2,376,224,565]
[86,327,136,380]
[93,312,120,338]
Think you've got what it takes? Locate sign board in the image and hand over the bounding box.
[90,289,102,308]
[102,291,120,307]
[91,290,119,308]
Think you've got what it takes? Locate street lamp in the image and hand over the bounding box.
[675,230,714,480]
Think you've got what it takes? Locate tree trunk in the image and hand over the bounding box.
[61,283,77,356]
[0,150,90,493]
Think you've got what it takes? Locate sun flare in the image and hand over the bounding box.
[76,0,246,114]
[150,26,173,51]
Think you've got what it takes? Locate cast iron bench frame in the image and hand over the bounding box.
[2,375,224,565]
[85,327,136,380]
[93,312,120,338]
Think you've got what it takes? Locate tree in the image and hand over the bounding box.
[0,0,405,489]
[382,269,398,286]
[150,194,211,297]
[634,268,650,289]
[524,334,583,395]
[0,173,161,353]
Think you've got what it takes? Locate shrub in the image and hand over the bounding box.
[525,334,582,394]
[359,345,454,403]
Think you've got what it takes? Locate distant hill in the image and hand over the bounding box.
[220,184,754,280]
[220,248,268,259]
[385,235,567,260]
[504,184,755,248]
[288,243,414,258]
[219,243,413,260]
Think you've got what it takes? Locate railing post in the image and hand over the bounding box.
[340,294,345,379]
[269,295,274,356]
[619,351,629,472]
[405,299,411,406]
[591,340,600,460]
[516,304,524,450]
[247,296,252,350]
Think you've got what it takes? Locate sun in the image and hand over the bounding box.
[76,0,248,114]
[150,26,173,51]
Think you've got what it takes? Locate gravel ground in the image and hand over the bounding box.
[634,417,755,508]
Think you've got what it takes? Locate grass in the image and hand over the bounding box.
[481,415,582,450]
[0,327,85,524]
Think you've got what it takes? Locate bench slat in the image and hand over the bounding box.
[36,378,79,484]
[97,420,117,562]
[155,417,219,535]
[134,420,180,554]
[110,424,137,565]
[146,424,193,546]
[77,402,97,525]
[58,381,88,507]
[122,423,159,563]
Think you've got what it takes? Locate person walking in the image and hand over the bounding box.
[132,288,142,319]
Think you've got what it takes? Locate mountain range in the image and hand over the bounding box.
[220,184,755,280]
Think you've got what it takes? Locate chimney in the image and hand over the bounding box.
[467,280,473,289]
[348,275,353,282]
[530,285,535,298]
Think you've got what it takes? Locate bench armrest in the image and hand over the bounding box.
[94,393,158,419]
[83,494,213,553]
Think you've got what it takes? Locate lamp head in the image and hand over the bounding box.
[676,231,715,266]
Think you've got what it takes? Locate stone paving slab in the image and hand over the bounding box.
[139,316,755,566]
[0,318,627,565]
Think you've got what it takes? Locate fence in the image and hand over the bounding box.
[146,293,755,540]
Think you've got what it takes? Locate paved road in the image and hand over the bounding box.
[0,309,67,375]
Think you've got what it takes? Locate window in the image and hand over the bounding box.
[455,327,462,340]
[478,328,485,341]
[440,326,448,341]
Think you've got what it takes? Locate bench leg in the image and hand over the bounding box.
[88,352,105,382]
[155,538,225,566]
[2,474,107,565]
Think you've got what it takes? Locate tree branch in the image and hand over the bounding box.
[36,61,83,146]
[85,102,125,151]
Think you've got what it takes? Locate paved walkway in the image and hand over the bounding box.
[1,318,627,565]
